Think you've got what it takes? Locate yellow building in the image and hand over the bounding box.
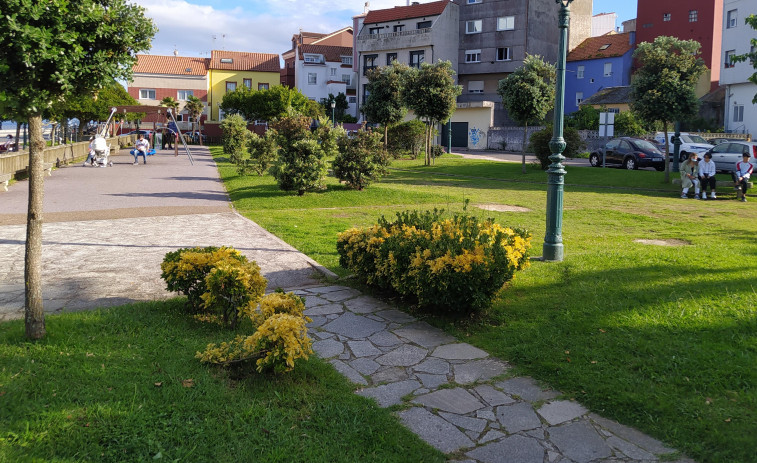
[208,50,281,121]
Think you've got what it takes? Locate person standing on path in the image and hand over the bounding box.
[732,153,753,202]
[698,152,717,199]
[134,134,149,165]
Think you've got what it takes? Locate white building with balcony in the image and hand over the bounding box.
[354,0,460,117]
[720,0,757,137]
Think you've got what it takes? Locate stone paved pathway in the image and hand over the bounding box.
[299,285,694,463]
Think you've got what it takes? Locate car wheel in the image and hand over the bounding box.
[624,157,637,170]
[655,166,665,171]
[589,153,601,167]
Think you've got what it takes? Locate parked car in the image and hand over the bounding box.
[122,129,155,137]
[707,137,734,146]
[590,137,665,170]
[652,132,713,162]
[705,141,757,173]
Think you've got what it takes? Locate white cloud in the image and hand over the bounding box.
[134,0,424,58]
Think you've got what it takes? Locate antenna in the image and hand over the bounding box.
[364,2,369,13]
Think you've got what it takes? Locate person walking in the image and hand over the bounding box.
[680,153,701,199]
[698,152,717,199]
[133,134,149,165]
[732,152,753,202]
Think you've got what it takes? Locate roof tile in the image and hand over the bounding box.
[364,0,449,25]
[133,55,209,76]
[567,32,634,62]
[210,50,280,72]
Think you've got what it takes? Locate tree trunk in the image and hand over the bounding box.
[384,125,388,149]
[662,121,670,183]
[15,122,21,151]
[521,122,528,174]
[25,115,46,340]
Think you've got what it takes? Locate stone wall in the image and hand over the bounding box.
[486,126,545,151]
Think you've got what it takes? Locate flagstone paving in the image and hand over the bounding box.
[299,285,695,463]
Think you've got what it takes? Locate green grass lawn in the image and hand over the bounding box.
[214,147,756,463]
[0,300,444,462]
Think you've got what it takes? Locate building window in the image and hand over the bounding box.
[725,50,736,68]
[393,25,404,32]
[417,21,432,29]
[308,73,317,85]
[304,54,323,64]
[577,65,585,79]
[497,16,514,31]
[342,74,352,86]
[363,54,377,75]
[689,10,698,22]
[243,79,252,89]
[466,20,482,34]
[177,90,194,100]
[496,47,511,61]
[225,82,236,92]
[603,62,612,77]
[727,9,737,28]
[663,13,671,21]
[599,44,610,50]
[409,50,425,68]
[341,56,353,65]
[576,92,583,106]
[468,80,484,93]
[331,68,337,76]
[220,58,233,64]
[465,49,481,63]
[349,96,356,103]
[467,0,481,3]
[386,52,397,65]
[733,105,744,122]
[258,83,269,90]
[139,89,156,99]
[369,27,382,35]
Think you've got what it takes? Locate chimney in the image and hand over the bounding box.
[173,49,178,57]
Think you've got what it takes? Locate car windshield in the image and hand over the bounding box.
[682,134,708,144]
[632,140,659,152]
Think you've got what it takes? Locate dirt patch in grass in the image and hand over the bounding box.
[476,204,531,213]
[634,238,691,246]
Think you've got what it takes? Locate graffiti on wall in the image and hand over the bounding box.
[469,127,486,148]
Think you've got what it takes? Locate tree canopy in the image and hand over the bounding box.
[630,36,706,178]
[363,62,411,146]
[220,85,321,122]
[497,54,556,172]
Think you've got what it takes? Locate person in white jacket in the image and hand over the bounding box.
[732,153,754,202]
[698,152,717,199]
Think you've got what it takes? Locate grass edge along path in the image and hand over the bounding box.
[0,300,445,462]
[213,147,757,463]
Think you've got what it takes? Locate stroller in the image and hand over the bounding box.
[83,134,112,167]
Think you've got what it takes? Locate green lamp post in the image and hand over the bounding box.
[543,0,573,262]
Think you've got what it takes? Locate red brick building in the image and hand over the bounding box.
[636,0,723,92]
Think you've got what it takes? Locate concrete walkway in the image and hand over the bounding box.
[0,146,692,462]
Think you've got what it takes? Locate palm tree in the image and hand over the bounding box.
[159,96,180,118]
[184,95,204,144]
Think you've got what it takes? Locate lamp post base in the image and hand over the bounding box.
[542,242,564,262]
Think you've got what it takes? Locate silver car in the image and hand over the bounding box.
[707,141,757,173]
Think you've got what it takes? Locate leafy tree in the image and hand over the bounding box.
[732,14,757,103]
[363,63,411,147]
[566,104,599,130]
[269,116,327,195]
[630,36,706,181]
[0,0,155,339]
[497,54,556,173]
[221,85,320,122]
[220,114,250,155]
[403,61,461,165]
[62,80,137,138]
[184,95,205,141]
[387,120,426,159]
[319,93,349,123]
[333,128,389,190]
[160,96,180,117]
[613,111,648,137]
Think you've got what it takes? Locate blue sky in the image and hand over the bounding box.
[136,0,639,59]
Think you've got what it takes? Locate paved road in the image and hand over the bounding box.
[0,146,328,321]
[0,145,692,462]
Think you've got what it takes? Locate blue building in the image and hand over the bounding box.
[565,32,636,114]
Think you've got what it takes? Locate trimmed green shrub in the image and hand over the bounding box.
[200,259,267,328]
[387,120,426,159]
[528,125,586,169]
[337,210,532,313]
[220,114,250,155]
[269,116,327,195]
[333,128,389,190]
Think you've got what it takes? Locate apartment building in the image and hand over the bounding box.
[207,50,280,122]
[720,0,757,136]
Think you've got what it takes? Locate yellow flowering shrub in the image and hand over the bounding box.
[337,209,531,313]
[160,246,248,311]
[201,260,267,328]
[196,295,313,373]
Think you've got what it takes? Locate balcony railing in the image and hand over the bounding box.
[358,28,432,41]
